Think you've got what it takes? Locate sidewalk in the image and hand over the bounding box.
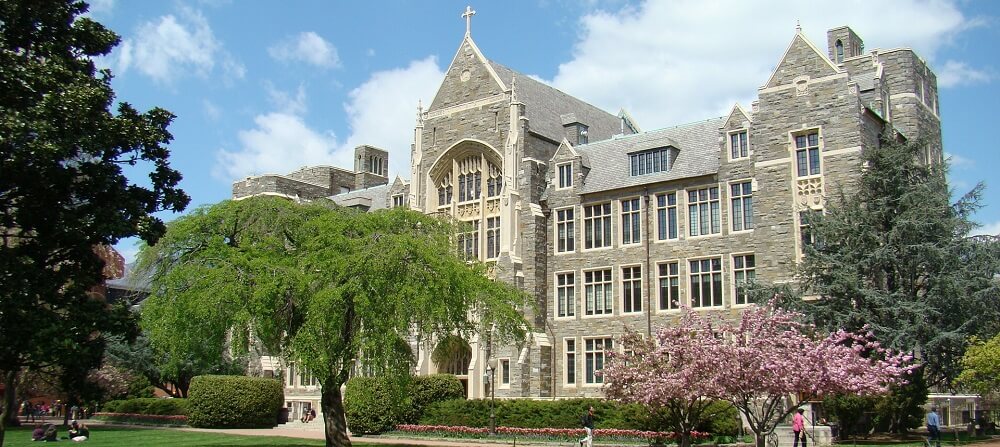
[180,426,575,446]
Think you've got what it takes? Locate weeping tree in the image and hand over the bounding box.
[138,196,530,447]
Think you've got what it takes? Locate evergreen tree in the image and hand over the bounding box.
[799,138,1000,389]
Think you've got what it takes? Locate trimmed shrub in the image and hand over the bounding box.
[187,375,283,428]
[418,398,738,434]
[406,374,465,423]
[344,376,411,435]
[95,413,188,426]
[101,398,188,415]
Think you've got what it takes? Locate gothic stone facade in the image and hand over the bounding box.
[233,25,942,407]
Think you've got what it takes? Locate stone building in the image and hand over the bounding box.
[233,17,942,418]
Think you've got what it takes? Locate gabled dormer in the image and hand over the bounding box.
[722,104,753,163]
[549,138,583,192]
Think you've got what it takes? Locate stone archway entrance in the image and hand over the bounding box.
[432,335,472,396]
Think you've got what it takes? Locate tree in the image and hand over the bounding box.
[603,316,733,447]
[137,197,529,447]
[104,333,244,398]
[956,334,1000,401]
[0,1,189,443]
[605,303,913,447]
[799,138,1000,388]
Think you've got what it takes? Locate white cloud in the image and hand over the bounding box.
[116,7,242,84]
[340,57,444,177]
[945,151,974,169]
[264,82,308,116]
[215,112,339,180]
[268,32,340,69]
[550,0,982,127]
[937,60,992,88]
[972,220,1000,237]
[202,100,221,121]
[215,57,443,181]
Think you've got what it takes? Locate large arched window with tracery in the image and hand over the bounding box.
[430,140,504,261]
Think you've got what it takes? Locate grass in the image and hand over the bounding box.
[1,426,426,447]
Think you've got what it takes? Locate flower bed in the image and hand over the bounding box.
[94,412,189,426]
[395,424,710,443]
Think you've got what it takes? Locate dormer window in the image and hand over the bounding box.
[557,163,573,189]
[577,124,589,145]
[835,39,844,63]
[629,147,671,176]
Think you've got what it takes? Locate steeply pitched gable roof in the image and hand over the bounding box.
[575,117,725,194]
[488,62,623,143]
[763,31,841,89]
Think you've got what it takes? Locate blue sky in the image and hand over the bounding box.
[88,0,1000,261]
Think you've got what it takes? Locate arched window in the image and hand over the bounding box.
[835,40,844,63]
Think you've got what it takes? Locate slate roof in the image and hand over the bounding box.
[854,71,877,91]
[576,117,725,195]
[488,62,624,143]
[329,184,390,210]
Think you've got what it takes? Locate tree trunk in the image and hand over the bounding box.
[679,433,692,447]
[755,433,767,447]
[321,382,352,447]
[1,370,21,446]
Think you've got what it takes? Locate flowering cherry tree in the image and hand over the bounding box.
[603,302,914,447]
[603,312,731,447]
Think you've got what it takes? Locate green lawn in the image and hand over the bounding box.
[1,426,422,447]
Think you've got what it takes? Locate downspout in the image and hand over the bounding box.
[644,187,653,337]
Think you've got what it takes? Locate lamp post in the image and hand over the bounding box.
[487,358,497,435]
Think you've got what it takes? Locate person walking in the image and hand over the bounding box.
[926,407,941,447]
[793,408,807,447]
[579,406,595,447]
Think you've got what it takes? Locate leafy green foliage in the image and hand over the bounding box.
[105,333,245,398]
[187,375,283,428]
[823,393,878,439]
[0,1,188,441]
[873,367,928,433]
[799,138,1000,387]
[344,377,412,435]
[138,197,530,445]
[408,374,465,422]
[418,398,739,435]
[102,398,189,415]
[956,334,1000,398]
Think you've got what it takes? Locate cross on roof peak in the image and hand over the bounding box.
[462,6,476,36]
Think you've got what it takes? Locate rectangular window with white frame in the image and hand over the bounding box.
[732,253,756,306]
[584,268,613,316]
[795,131,821,177]
[564,338,577,386]
[557,163,573,189]
[584,337,613,384]
[799,209,823,253]
[457,220,480,261]
[583,203,612,249]
[687,186,720,236]
[656,192,678,240]
[621,265,642,313]
[730,129,749,160]
[620,198,641,245]
[730,181,754,232]
[689,257,723,307]
[392,194,405,208]
[556,208,575,253]
[499,358,511,387]
[556,272,576,318]
[486,217,500,259]
[657,261,680,310]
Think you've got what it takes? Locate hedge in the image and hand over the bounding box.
[419,398,740,435]
[187,375,284,428]
[345,374,465,435]
[94,413,188,426]
[344,376,411,435]
[101,398,189,416]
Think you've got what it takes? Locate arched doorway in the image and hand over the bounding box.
[432,335,472,395]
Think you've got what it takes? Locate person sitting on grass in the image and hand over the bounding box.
[42,424,58,442]
[31,424,45,441]
[71,423,89,442]
[67,420,79,439]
